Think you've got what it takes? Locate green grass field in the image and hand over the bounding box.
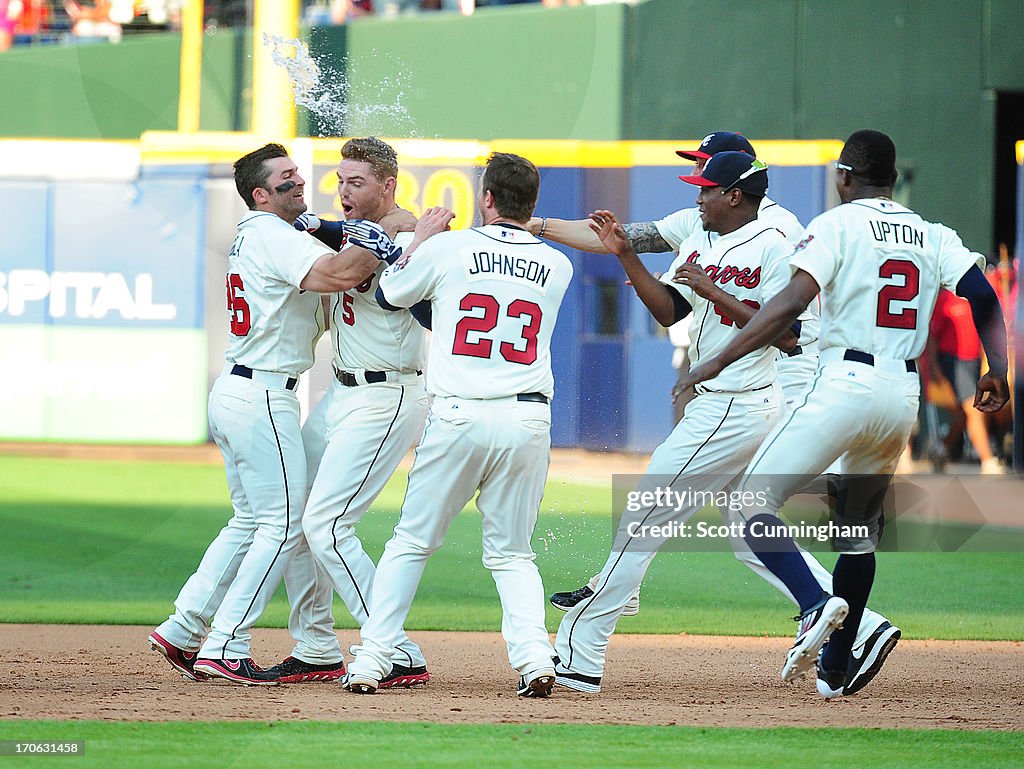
[1,456,1022,640]
[2,455,1022,769]
[0,722,1021,769]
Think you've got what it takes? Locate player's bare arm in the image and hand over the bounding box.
[300,247,380,293]
[672,263,798,352]
[528,216,675,257]
[528,216,610,253]
[590,210,678,327]
[378,207,418,237]
[680,269,820,390]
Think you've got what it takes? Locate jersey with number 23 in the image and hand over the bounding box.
[378,225,573,399]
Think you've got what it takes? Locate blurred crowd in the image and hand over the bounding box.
[0,0,197,47]
[0,0,626,48]
[305,0,626,25]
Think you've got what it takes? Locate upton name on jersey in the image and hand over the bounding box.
[790,199,983,362]
[379,224,572,400]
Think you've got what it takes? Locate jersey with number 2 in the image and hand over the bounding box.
[790,198,983,361]
[378,225,573,399]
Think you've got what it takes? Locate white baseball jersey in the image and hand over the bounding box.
[791,198,984,361]
[659,218,794,392]
[226,211,331,375]
[379,224,573,399]
[330,232,425,373]
[656,197,820,356]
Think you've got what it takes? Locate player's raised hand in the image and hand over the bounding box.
[294,212,321,232]
[973,372,1010,413]
[415,206,455,240]
[588,210,634,258]
[402,206,455,259]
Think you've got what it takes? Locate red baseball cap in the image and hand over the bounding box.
[679,152,768,196]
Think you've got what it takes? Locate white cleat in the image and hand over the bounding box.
[781,596,849,682]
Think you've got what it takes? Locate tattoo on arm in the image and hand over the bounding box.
[623,222,673,254]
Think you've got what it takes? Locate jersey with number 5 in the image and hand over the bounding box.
[378,225,573,399]
[224,210,331,376]
[790,198,983,361]
[330,232,423,373]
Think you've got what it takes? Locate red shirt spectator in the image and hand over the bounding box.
[930,289,980,361]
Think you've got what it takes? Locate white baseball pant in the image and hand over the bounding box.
[282,376,429,667]
[348,395,556,681]
[156,367,308,659]
[555,384,782,677]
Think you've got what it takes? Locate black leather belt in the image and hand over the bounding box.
[231,364,298,391]
[843,349,916,373]
[336,369,386,386]
[516,392,549,404]
[335,369,422,387]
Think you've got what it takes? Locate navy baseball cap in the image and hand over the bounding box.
[676,131,755,161]
[679,152,769,196]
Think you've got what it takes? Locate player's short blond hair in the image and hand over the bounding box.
[341,137,399,181]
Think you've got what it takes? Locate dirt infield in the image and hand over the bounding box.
[2,624,1021,730]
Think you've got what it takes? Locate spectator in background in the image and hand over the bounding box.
[65,0,122,42]
[926,288,1004,473]
[0,0,15,50]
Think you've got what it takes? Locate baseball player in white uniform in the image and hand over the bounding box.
[552,152,802,693]
[679,130,1010,698]
[345,153,573,698]
[149,143,403,684]
[259,138,434,686]
[540,134,898,691]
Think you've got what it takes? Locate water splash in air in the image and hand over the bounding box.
[263,34,413,137]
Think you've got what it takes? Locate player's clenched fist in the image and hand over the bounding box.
[672,263,717,299]
[417,206,455,236]
[588,210,633,257]
[400,206,455,261]
[293,212,321,232]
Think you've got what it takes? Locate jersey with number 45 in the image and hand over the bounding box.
[790,198,984,361]
[660,218,794,392]
[378,225,573,399]
[225,210,330,376]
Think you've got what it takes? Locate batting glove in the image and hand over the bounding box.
[293,213,322,232]
[343,219,403,264]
